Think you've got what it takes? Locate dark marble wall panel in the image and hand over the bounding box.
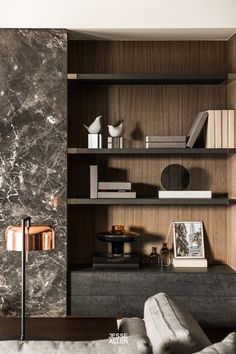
[0,29,67,316]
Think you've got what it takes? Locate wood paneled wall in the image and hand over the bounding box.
[68,85,227,148]
[68,40,231,268]
[68,205,227,265]
[68,41,227,74]
[227,33,236,270]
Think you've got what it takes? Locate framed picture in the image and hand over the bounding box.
[173,221,205,258]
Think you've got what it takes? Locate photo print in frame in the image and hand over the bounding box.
[173,221,205,258]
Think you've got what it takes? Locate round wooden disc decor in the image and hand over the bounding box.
[161,164,190,191]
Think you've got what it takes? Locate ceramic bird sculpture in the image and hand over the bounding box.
[108,121,124,137]
[83,116,102,134]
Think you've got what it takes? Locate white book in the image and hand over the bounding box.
[214,110,222,148]
[222,110,228,148]
[158,191,212,198]
[145,136,186,142]
[173,258,208,268]
[97,191,136,198]
[228,110,235,148]
[90,165,98,198]
[146,142,186,148]
[206,110,215,148]
[98,181,131,190]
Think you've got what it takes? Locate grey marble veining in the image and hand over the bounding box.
[0,29,67,316]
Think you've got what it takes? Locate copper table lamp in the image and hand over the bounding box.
[5,216,55,341]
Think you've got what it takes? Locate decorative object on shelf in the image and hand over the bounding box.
[84,115,102,134]
[94,225,140,269]
[159,164,212,199]
[83,116,102,148]
[5,217,55,341]
[161,164,190,191]
[160,242,171,267]
[107,121,124,148]
[145,136,186,149]
[172,221,207,267]
[149,246,160,267]
[108,121,123,137]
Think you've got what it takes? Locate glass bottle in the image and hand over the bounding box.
[149,247,159,267]
[160,242,170,267]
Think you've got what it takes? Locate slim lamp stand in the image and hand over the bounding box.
[21,216,31,341]
[5,218,55,341]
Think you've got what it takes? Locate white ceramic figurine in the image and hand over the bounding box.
[108,121,124,137]
[83,116,102,134]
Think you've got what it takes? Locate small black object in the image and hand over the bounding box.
[161,164,190,191]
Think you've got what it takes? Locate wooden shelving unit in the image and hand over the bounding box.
[67,39,236,269]
[68,148,236,155]
[68,197,231,205]
[67,73,227,84]
[66,37,236,321]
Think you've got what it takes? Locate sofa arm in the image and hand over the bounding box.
[119,317,147,336]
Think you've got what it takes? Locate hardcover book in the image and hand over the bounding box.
[97,191,136,198]
[90,165,98,198]
[145,136,186,142]
[172,258,208,268]
[146,142,186,148]
[98,181,132,190]
[228,110,235,148]
[222,110,228,148]
[187,111,208,148]
[214,110,222,148]
[205,110,215,148]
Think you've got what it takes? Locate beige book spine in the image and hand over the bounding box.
[222,110,228,148]
[90,165,98,198]
[228,110,235,148]
[206,110,215,148]
[214,110,222,148]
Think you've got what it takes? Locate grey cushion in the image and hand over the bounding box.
[193,333,236,354]
[144,292,211,354]
[119,317,147,336]
[0,335,153,354]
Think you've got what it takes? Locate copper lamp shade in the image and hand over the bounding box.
[5,225,55,251]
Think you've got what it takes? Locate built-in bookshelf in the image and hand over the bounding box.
[67,37,236,322]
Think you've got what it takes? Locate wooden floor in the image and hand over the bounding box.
[0,317,117,341]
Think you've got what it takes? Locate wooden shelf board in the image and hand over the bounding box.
[68,148,236,155]
[68,197,231,205]
[67,73,227,84]
[69,264,235,274]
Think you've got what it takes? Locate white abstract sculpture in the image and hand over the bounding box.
[83,116,102,134]
[108,122,124,137]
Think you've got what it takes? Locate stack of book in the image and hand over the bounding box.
[145,136,186,148]
[107,137,123,149]
[206,110,235,148]
[172,258,208,268]
[90,166,136,198]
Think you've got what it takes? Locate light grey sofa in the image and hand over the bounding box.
[0,293,235,354]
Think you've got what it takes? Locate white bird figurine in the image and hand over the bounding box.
[108,121,124,137]
[83,116,102,134]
